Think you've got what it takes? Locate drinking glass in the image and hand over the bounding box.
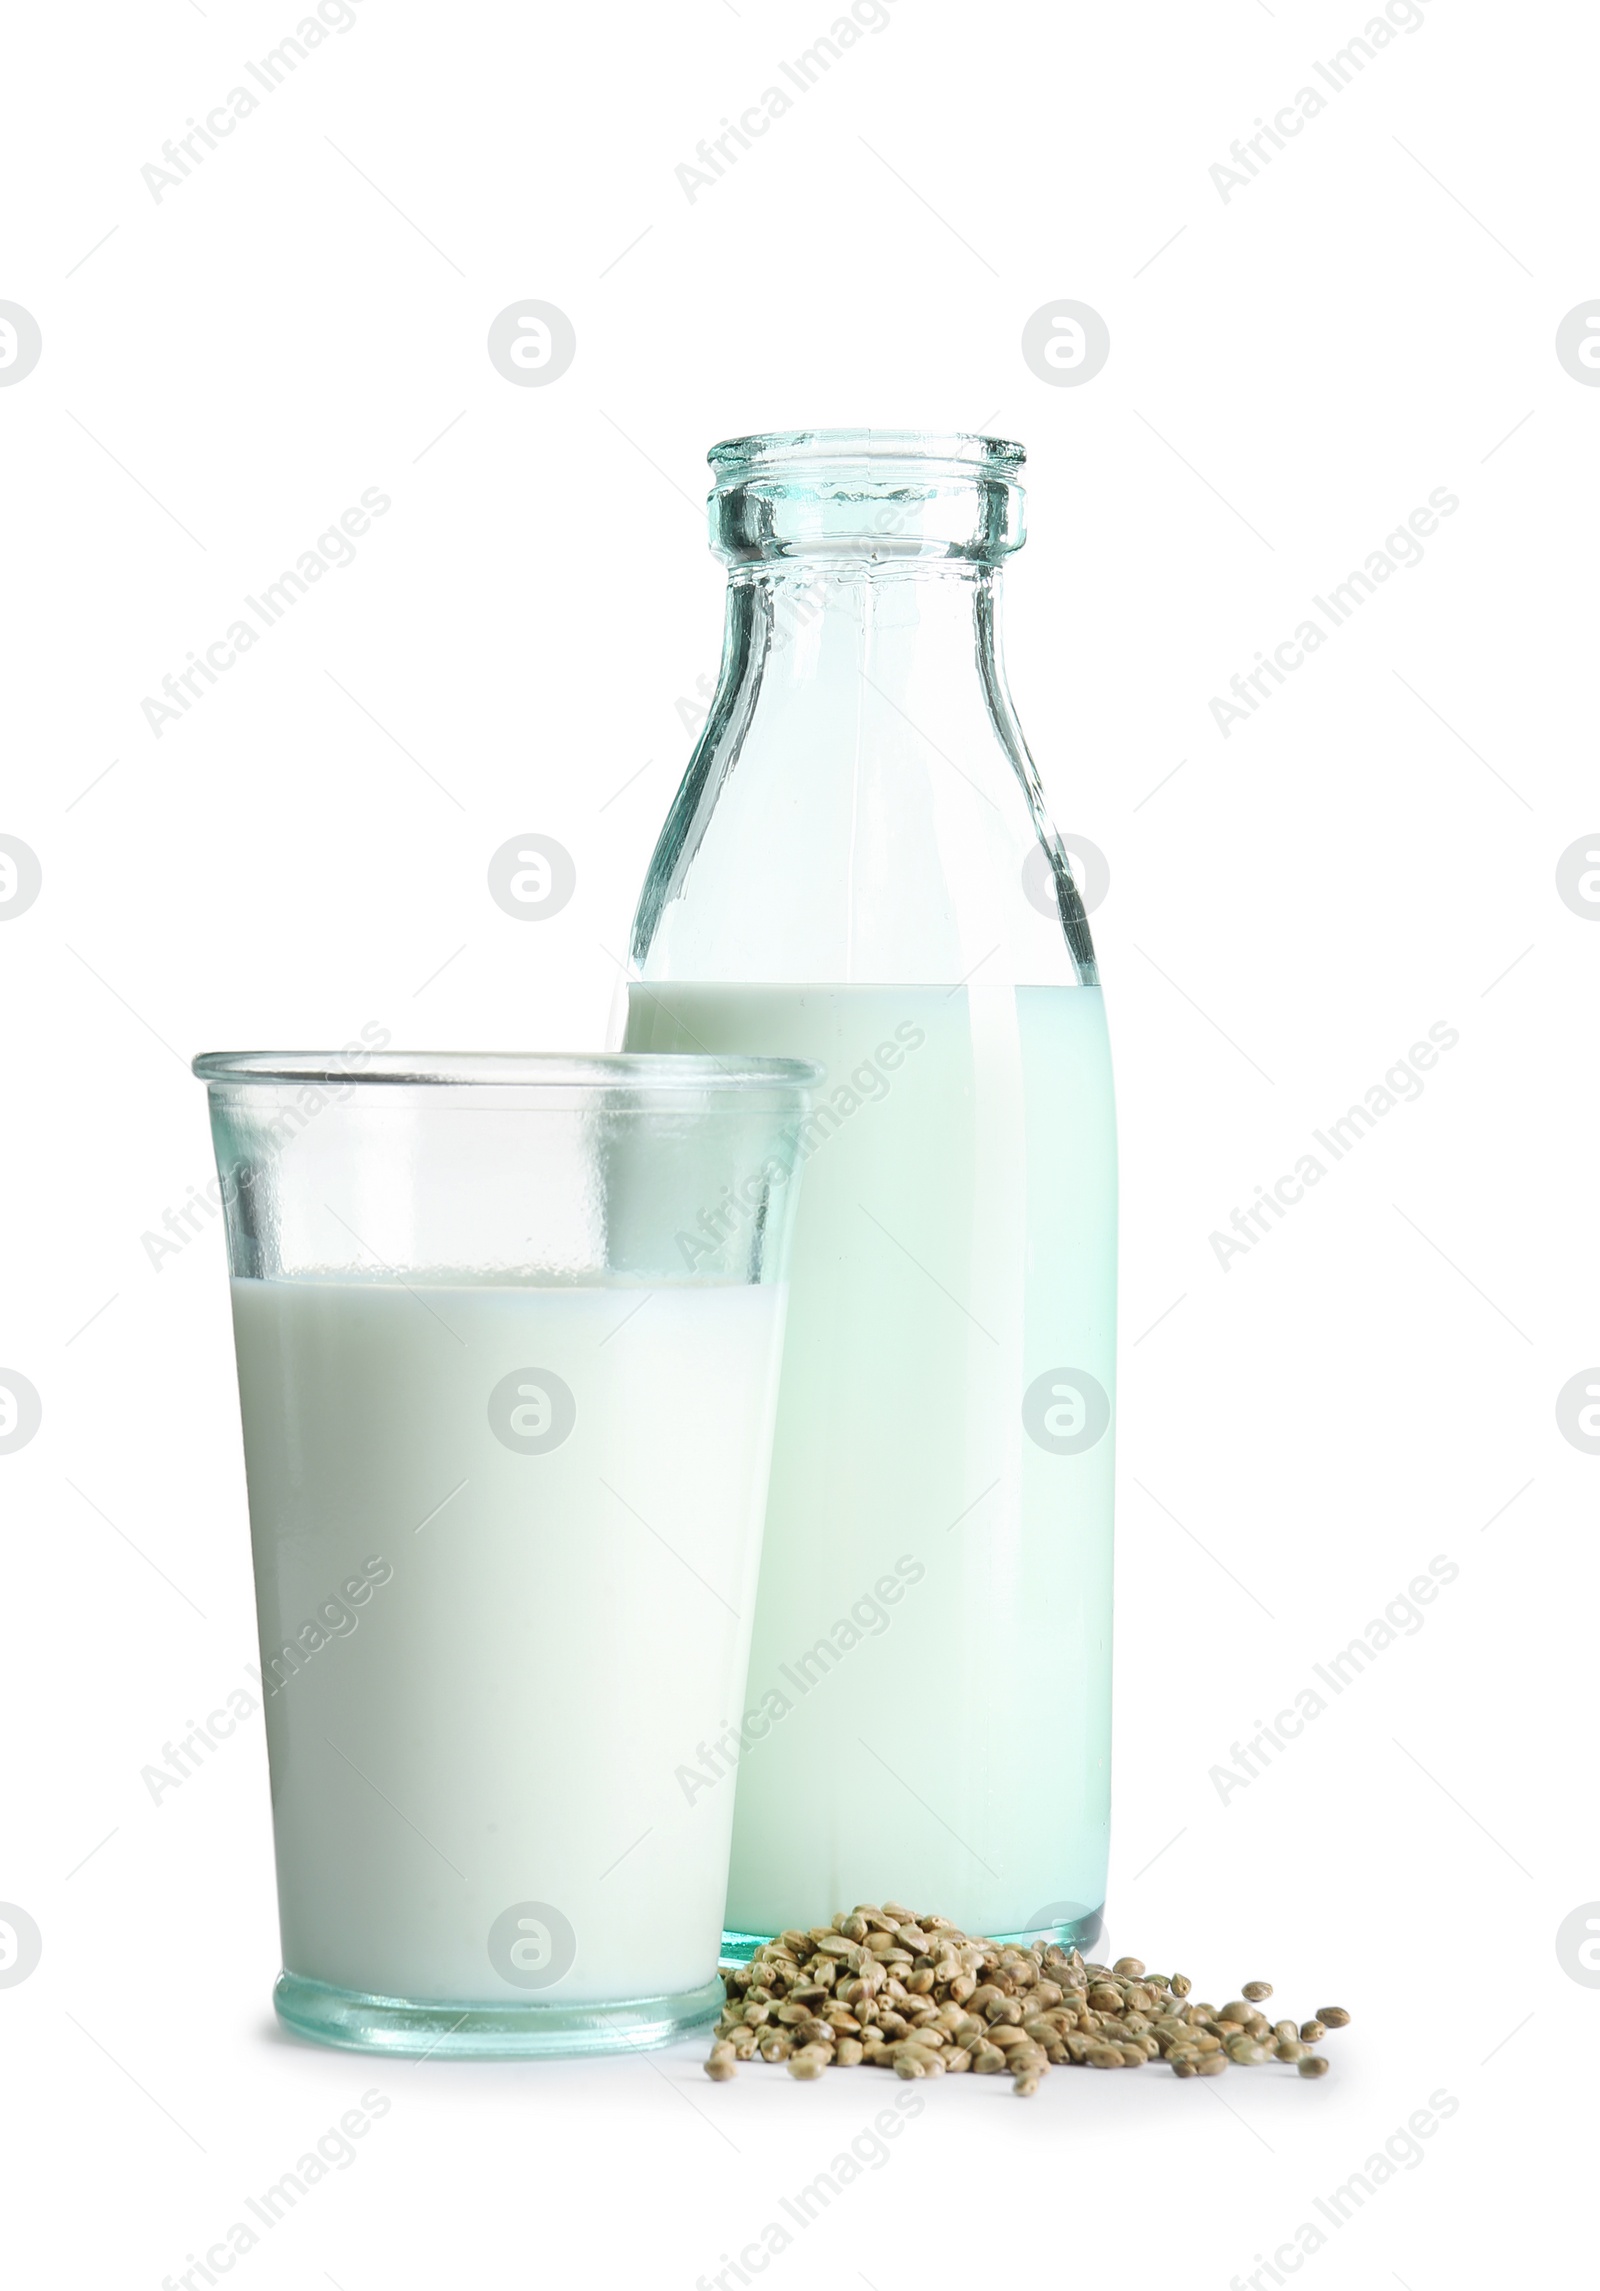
[194,1050,818,2056]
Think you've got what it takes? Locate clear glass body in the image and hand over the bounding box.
[622,432,1117,1951]
[195,1050,818,2055]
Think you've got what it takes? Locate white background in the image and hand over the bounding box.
[0,0,1592,2283]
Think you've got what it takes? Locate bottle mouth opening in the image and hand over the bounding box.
[707,429,1026,564]
[709,429,1025,481]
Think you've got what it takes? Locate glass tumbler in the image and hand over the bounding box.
[194,1051,818,2057]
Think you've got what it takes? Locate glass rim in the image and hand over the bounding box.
[708,428,1025,479]
[192,1050,824,1095]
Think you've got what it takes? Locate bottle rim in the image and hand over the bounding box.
[709,429,1025,481]
[707,431,1026,561]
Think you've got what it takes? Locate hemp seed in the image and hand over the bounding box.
[706,1910,1347,2098]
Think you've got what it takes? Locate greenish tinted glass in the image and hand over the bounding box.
[622,432,1116,1959]
[196,1051,819,2056]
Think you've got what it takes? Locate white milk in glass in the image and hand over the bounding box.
[231,1276,784,2005]
[625,983,1116,1939]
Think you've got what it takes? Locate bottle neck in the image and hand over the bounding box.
[720,557,1010,756]
[625,550,1096,987]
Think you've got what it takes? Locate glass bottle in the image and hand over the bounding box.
[622,431,1116,1952]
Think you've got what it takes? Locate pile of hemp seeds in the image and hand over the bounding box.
[705,1904,1350,2097]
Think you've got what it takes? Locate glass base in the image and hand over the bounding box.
[721,1904,1104,1967]
[274,1969,724,2058]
